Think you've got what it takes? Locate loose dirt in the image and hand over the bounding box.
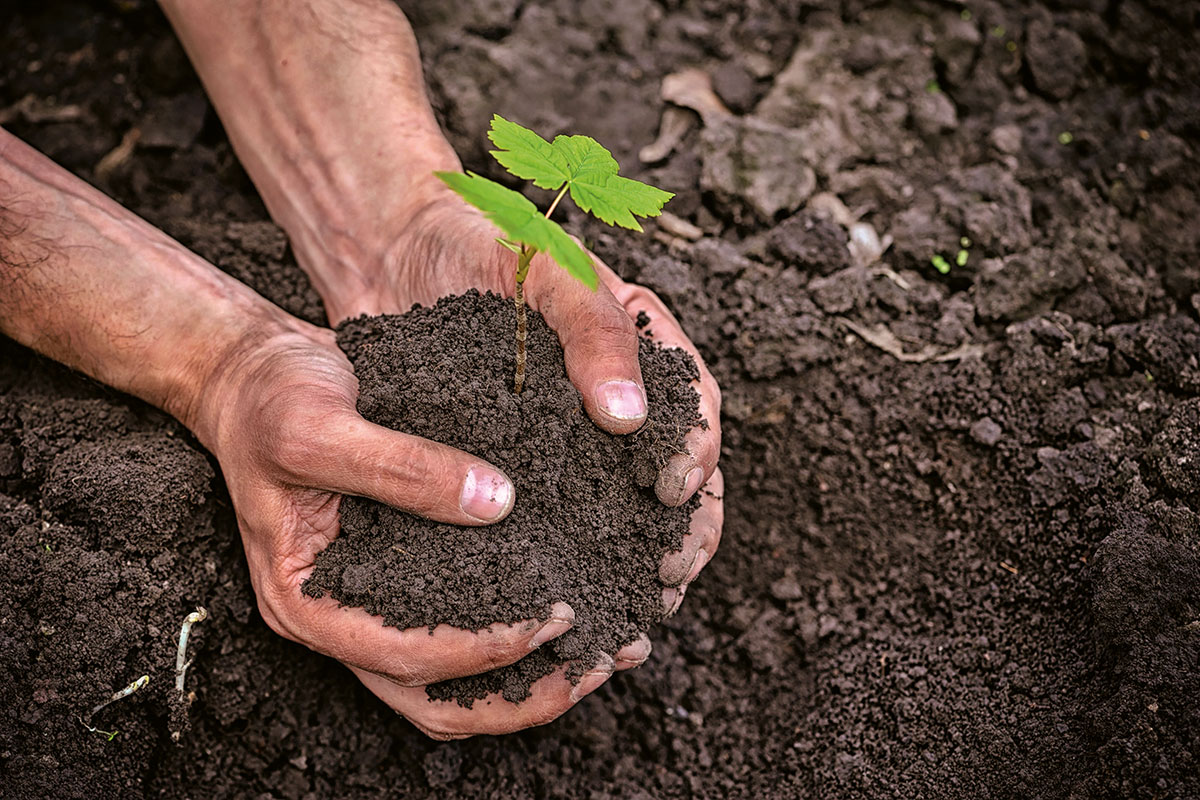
[304,291,700,706]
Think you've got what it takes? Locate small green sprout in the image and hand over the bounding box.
[991,25,1006,38]
[960,8,972,21]
[931,254,952,274]
[1006,40,1018,52]
[80,674,150,740]
[925,79,942,95]
[43,543,51,553]
[437,115,673,393]
[956,236,972,267]
[1058,131,1074,145]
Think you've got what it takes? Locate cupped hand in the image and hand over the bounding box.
[332,190,725,636]
[196,319,656,737]
[328,193,723,508]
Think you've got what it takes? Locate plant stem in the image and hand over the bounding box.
[175,606,207,692]
[545,184,569,220]
[87,674,150,721]
[513,245,536,394]
[511,185,566,394]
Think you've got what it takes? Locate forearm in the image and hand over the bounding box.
[0,128,304,448]
[158,0,459,318]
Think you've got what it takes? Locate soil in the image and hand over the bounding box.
[303,291,701,705]
[3,1,1200,798]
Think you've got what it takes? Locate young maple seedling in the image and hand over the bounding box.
[436,115,674,393]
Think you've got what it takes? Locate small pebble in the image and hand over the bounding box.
[970,417,1003,447]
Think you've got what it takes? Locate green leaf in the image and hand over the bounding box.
[435,170,597,289]
[568,173,675,232]
[487,115,571,190]
[487,116,674,231]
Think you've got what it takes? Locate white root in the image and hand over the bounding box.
[175,606,208,693]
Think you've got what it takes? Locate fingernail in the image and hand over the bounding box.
[615,638,652,667]
[685,549,710,584]
[656,456,703,507]
[529,603,575,649]
[570,655,614,703]
[460,466,514,522]
[664,585,687,618]
[597,380,647,421]
[661,587,678,615]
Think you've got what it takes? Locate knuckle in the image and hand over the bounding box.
[269,412,329,476]
[524,701,568,729]
[380,651,440,687]
[588,308,638,350]
[388,438,449,501]
[477,630,519,671]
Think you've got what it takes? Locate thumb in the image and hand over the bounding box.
[526,251,647,435]
[295,411,515,525]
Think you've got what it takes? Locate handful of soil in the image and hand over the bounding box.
[303,290,701,706]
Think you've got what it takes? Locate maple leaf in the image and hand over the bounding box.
[487,115,674,232]
[434,170,597,289]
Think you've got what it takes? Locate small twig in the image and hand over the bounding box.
[80,674,150,740]
[838,317,984,364]
[175,606,208,693]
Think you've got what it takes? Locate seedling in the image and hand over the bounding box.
[169,606,209,743]
[175,606,207,693]
[957,236,972,267]
[932,236,972,274]
[79,674,150,740]
[436,115,673,393]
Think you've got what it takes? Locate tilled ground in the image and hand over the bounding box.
[2,1,1199,798]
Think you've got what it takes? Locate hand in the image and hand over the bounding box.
[290,191,725,737]
[196,317,666,738]
[159,0,723,737]
[331,191,725,651]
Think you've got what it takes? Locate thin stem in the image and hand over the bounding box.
[87,674,151,721]
[175,606,208,693]
[510,184,564,395]
[545,184,569,219]
[513,245,536,394]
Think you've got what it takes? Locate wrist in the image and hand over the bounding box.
[161,0,462,322]
[290,159,461,323]
[162,295,319,455]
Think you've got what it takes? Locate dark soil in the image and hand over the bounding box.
[303,291,700,705]
[3,1,1200,798]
